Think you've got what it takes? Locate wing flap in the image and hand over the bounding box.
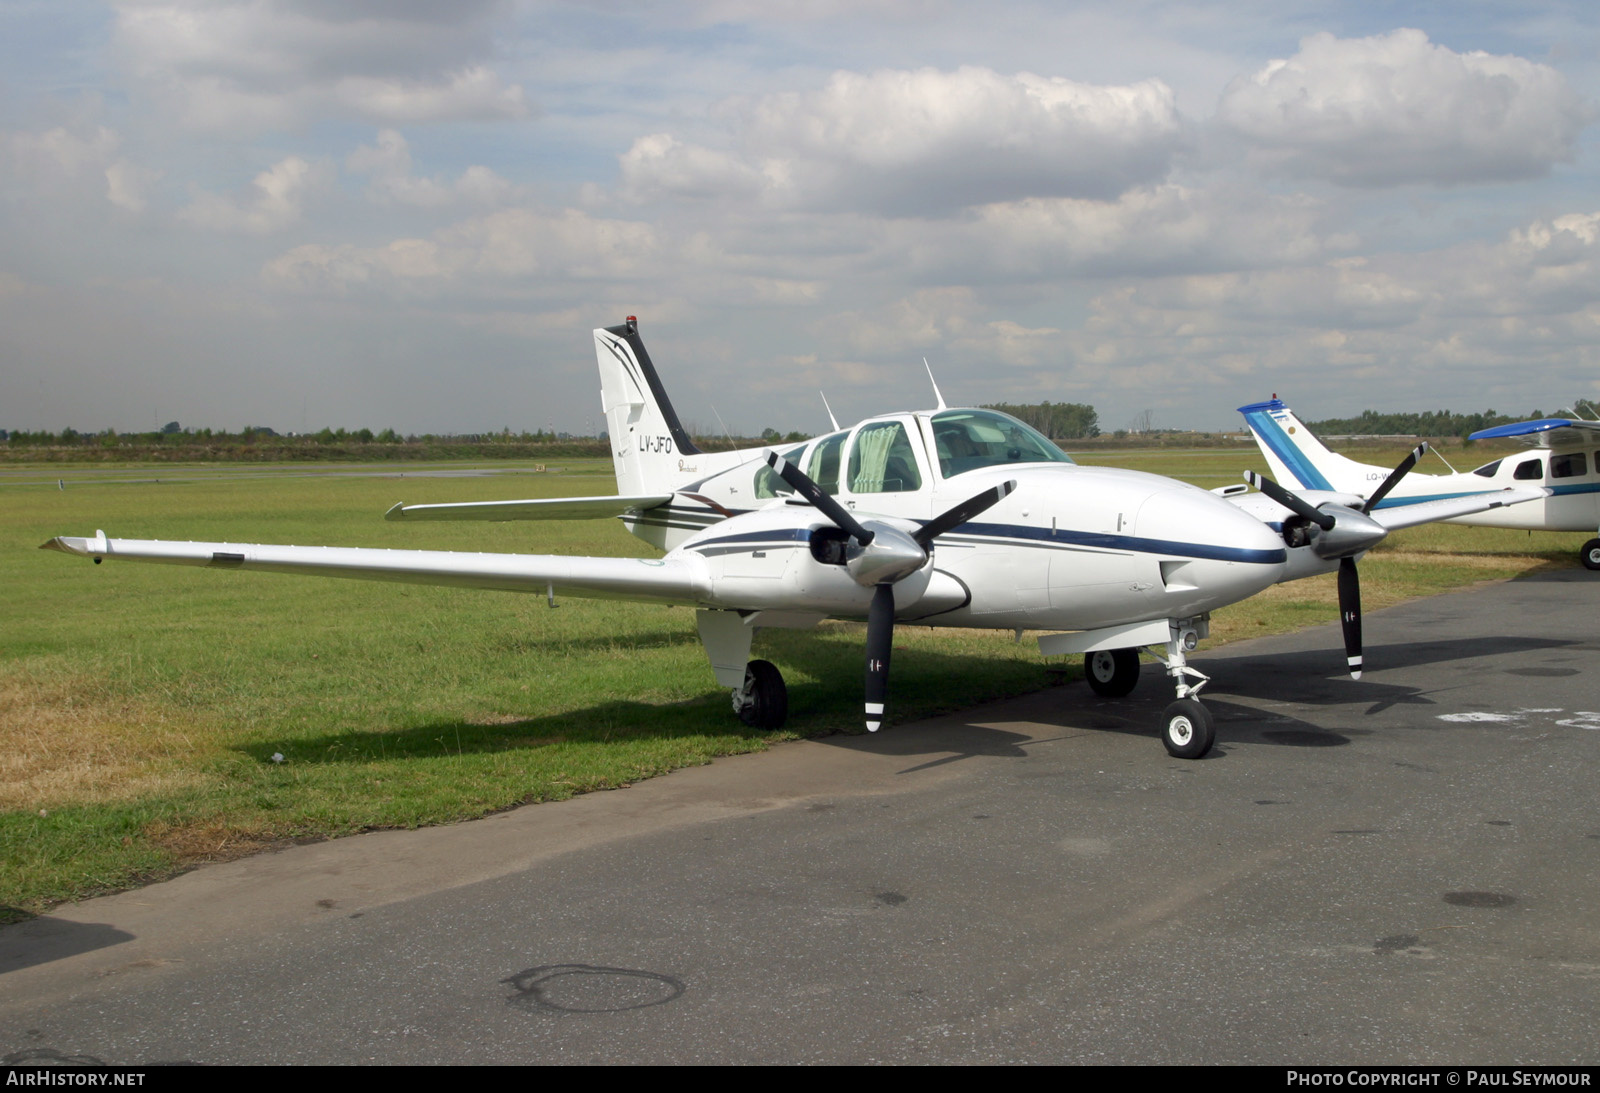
[40,535,708,604]
[384,494,672,522]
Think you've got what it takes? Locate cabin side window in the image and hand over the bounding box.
[753,444,805,499]
[804,432,847,496]
[1551,452,1588,479]
[1513,458,1544,481]
[847,421,923,493]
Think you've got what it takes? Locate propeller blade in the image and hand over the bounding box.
[1338,556,1362,679]
[865,582,895,731]
[763,449,874,545]
[914,480,1018,549]
[1362,442,1429,514]
[1244,470,1336,530]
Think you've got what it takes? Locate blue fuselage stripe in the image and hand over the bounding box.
[692,522,1285,565]
[943,522,1286,564]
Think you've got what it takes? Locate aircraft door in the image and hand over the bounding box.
[845,420,925,495]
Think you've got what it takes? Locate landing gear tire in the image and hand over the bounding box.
[1582,538,1600,571]
[735,659,788,730]
[1162,699,1215,760]
[1085,648,1140,697]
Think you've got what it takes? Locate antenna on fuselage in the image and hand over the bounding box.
[710,403,736,447]
[820,392,840,432]
[924,359,947,411]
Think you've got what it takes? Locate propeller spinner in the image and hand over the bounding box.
[764,449,1015,731]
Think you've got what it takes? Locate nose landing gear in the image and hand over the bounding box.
[1157,620,1215,759]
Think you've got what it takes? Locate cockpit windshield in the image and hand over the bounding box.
[930,410,1074,479]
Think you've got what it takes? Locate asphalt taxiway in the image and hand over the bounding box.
[4,570,1598,1065]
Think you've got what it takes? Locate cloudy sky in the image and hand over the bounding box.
[3,1,1599,437]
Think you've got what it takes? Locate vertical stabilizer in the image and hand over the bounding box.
[1237,399,1381,493]
[595,318,703,496]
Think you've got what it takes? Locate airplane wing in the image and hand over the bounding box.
[1366,487,1550,531]
[40,533,708,605]
[1468,419,1600,442]
[384,494,671,522]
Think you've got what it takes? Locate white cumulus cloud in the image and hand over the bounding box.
[1217,29,1592,187]
[620,65,1181,215]
[346,128,516,207]
[180,155,322,233]
[112,0,529,130]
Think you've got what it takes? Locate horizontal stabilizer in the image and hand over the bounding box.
[40,534,706,605]
[1367,487,1549,531]
[384,494,671,522]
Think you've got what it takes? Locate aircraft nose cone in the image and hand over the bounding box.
[1135,485,1287,606]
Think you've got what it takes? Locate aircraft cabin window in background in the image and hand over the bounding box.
[848,421,923,494]
[1471,459,1503,478]
[1551,452,1588,479]
[930,410,1073,479]
[805,431,847,496]
[1513,458,1545,481]
[753,444,806,499]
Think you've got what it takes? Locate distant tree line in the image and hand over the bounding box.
[0,423,587,447]
[0,420,816,462]
[1303,408,1561,438]
[0,422,628,462]
[979,401,1100,439]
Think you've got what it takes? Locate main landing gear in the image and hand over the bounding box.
[733,659,788,729]
[1582,537,1600,572]
[1082,618,1216,759]
[1084,648,1140,697]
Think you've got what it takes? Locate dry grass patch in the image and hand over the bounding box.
[0,663,221,811]
[141,816,278,864]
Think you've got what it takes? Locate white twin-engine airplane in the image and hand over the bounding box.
[42,320,1545,760]
[1241,398,1600,570]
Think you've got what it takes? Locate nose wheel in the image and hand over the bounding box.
[1162,699,1215,759]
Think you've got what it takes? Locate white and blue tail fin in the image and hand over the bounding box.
[595,318,705,497]
[1237,399,1383,493]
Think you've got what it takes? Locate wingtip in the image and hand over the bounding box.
[384,502,407,522]
[40,535,91,555]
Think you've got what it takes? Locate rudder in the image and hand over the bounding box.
[595,317,703,496]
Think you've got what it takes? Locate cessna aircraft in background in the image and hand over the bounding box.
[1241,399,1600,570]
[43,321,1544,760]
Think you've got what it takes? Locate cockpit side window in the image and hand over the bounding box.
[1513,458,1544,481]
[804,431,847,496]
[1470,459,1502,478]
[1551,452,1588,479]
[929,410,1073,479]
[753,444,805,499]
[847,421,922,493]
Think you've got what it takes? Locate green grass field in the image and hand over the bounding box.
[1,447,1584,920]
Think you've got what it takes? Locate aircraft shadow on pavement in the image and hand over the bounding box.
[1203,634,1572,703]
[805,689,1358,770]
[0,917,134,972]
